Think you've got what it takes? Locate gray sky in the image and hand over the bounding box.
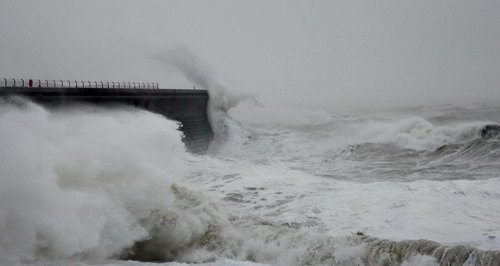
[1,0,500,110]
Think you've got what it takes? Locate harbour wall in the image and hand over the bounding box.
[0,87,213,153]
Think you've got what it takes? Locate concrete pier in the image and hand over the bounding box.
[0,87,213,153]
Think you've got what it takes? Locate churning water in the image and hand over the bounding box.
[1,98,500,265]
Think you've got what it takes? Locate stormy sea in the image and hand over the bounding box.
[1,98,500,266]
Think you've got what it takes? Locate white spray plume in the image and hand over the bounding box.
[162,47,218,91]
[158,47,262,137]
[0,99,228,264]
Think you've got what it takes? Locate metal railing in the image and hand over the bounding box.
[1,78,160,89]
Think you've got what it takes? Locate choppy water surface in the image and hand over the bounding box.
[1,99,499,265]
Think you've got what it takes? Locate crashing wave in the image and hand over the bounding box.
[480,124,500,138]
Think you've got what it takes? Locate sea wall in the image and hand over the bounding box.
[0,87,213,153]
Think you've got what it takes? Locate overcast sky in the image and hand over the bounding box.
[1,0,499,110]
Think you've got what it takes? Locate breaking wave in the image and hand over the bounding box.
[0,98,198,264]
[1,99,499,266]
[355,117,499,151]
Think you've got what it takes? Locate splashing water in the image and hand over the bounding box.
[158,47,261,138]
[1,96,500,266]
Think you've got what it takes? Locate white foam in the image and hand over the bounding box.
[0,100,198,263]
[194,144,500,251]
[355,116,488,150]
[2,100,499,266]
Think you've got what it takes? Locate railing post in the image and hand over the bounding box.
[87,81,91,88]
[127,82,131,88]
[75,80,78,88]
[94,81,97,88]
[13,79,16,87]
[37,79,41,87]
[45,80,49,87]
[3,78,6,87]
[133,82,136,88]
[106,81,109,88]
[81,81,85,88]
[21,79,25,87]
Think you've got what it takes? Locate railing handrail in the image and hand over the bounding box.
[0,78,163,90]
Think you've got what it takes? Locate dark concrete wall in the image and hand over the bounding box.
[0,87,213,153]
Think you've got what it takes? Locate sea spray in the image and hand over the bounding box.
[0,99,204,264]
[1,99,500,265]
[158,47,260,139]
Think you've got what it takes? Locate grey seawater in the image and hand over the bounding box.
[1,100,500,266]
[220,105,500,182]
[185,103,500,265]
